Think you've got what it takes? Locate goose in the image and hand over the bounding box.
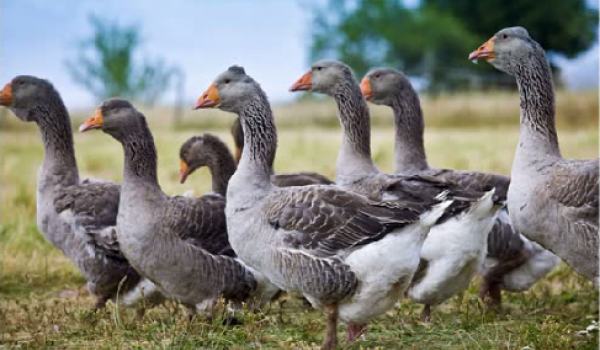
[79,100,279,319]
[360,67,559,306]
[193,65,455,349]
[290,60,503,321]
[0,76,164,312]
[469,26,598,284]
[179,133,334,195]
[179,134,237,194]
[230,117,334,185]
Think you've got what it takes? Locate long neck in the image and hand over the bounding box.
[33,102,79,185]
[120,124,161,192]
[232,117,275,175]
[236,93,277,187]
[207,146,237,196]
[513,51,561,162]
[331,80,378,181]
[390,90,429,174]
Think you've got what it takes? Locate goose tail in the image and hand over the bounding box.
[468,188,499,217]
[420,198,454,228]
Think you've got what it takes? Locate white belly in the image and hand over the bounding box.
[407,205,496,305]
[339,224,423,324]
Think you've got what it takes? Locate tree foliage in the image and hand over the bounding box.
[424,0,598,59]
[309,0,598,91]
[66,15,175,104]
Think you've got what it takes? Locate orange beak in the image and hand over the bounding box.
[469,37,495,61]
[289,70,312,92]
[194,83,220,109]
[0,83,12,106]
[79,109,104,132]
[360,77,373,100]
[179,159,191,184]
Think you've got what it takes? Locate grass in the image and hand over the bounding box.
[1,102,598,348]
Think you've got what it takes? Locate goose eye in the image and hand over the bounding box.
[224,78,231,84]
[316,67,322,71]
[501,34,508,39]
[375,74,380,78]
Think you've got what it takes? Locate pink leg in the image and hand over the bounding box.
[346,323,368,343]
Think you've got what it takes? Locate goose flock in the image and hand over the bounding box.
[2,26,597,349]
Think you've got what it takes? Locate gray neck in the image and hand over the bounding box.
[206,145,237,196]
[33,103,79,186]
[230,117,276,176]
[513,51,561,162]
[120,126,161,193]
[236,93,277,187]
[390,92,429,175]
[331,81,378,181]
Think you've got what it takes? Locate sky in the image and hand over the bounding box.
[1,0,598,109]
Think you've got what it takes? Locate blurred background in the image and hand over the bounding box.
[0,0,598,129]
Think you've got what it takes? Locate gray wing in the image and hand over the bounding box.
[549,159,599,247]
[428,169,510,199]
[164,194,235,257]
[264,186,433,258]
[263,186,438,303]
[382,174,500,223]
[486,212,525,261]
[272,172,335,187]
[54,179,124,261]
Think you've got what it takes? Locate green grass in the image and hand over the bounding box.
[1,121,598,349]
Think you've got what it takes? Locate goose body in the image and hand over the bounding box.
[0,76,162,310]
[470,27,598,284]
[290,60,501,320]
[81,100,278,316]
[194,66,453,349]
[361,66,559,305]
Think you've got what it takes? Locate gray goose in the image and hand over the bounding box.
[470,27,599,284]
[230,117,334,186]
[179,133,334,194]
[79,100,278,318]
[0,76,164,311]
[290,60,503,321]
[361,67,559,306]
[193,65,454,349]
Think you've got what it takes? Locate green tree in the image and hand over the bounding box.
[424,0,598,59]
[66,15,175,104]
[309,0,598,91]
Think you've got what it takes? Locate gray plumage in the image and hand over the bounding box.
[87,99,265,311]
[2,76,162,309]
[363,66,559,302]
[476,26,598,284]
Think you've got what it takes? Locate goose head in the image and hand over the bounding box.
[0,75,62,122]
[290,60,357,96]
[179,134,224,184]
[79,99,145,140]
[194,65,263,114]
[469,26,544,76]
[361,67,411,106]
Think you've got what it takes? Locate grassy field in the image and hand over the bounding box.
[1,94,598,349]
